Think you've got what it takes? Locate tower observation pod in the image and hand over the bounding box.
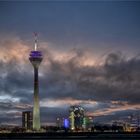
[29,33,43,131]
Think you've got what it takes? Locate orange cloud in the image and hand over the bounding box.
[87,103,140,117]
[40,98,98,107]
[0,37,97,68]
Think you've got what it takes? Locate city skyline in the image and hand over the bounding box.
[0,1,140,126]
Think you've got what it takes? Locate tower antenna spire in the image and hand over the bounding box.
[34,32,38,51]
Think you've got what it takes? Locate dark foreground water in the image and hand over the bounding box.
[0,132,140,140]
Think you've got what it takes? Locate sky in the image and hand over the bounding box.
[0,1,140,126]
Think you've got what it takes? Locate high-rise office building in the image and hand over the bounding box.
[83,116,94,130]
[69,111,75,130]
[29,34,43,130]
[56,118,62,128]
[22,111,33,130]
[69,106,85,131]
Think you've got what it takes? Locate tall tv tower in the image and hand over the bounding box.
[29,33,43,130]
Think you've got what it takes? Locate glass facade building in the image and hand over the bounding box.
[69,106,85,131]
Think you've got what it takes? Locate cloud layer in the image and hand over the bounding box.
[0,36,140,125]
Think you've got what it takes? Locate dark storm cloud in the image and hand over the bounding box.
[38,50,140,105]
[0,37,140,124]
[1,44,140,105]
[0,59,32,102]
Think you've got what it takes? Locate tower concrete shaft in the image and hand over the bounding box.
[30,57,42,130]
[33,65,40,130]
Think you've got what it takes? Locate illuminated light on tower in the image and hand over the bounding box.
[29,33,43,130]
[69,107,75,130]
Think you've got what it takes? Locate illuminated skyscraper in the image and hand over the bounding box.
[69,106,84,131]
[29,34,43,130]
[83,116,94,131]
[69,110,75,130]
